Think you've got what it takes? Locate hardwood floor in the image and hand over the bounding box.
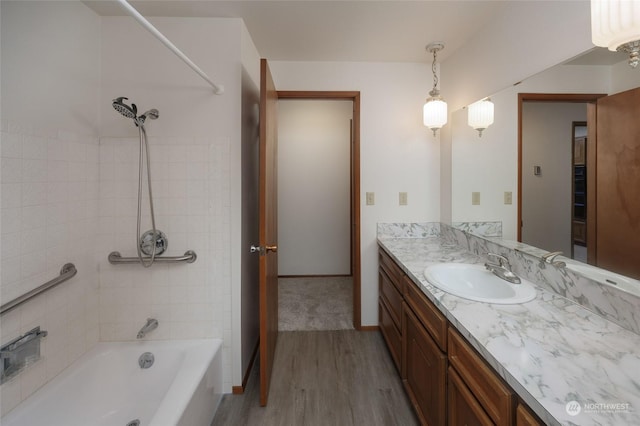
[211,330,418,426]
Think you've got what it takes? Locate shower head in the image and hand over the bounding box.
[112,97,138,119]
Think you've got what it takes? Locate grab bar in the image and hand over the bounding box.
[108,250,197,265]
[0,263,77,315]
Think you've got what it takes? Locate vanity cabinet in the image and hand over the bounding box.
[378,246,541,426]
[379,249,405,372]
[402,272,448,425]
[448,328,513,426]
[516,404,543,426]
[448,367,493,426]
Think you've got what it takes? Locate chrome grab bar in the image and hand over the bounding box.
[108,250,197,265]
[0,263,77,315]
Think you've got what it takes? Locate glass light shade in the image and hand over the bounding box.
[423,98,448,133]
[467,99,494,137]
[591,0,640,50]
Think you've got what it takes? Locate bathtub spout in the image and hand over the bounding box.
[137,318,158,339]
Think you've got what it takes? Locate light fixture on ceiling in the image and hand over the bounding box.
[423,42,447,136]
[591,0,640,68]
[467,98,494,137]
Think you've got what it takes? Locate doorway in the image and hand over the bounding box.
[277,91,361,330]
[517,93,605,260]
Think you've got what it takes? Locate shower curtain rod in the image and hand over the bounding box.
[116,0,224,94]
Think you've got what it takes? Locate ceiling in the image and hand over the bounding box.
[84,0,507,63]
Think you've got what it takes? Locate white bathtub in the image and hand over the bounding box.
[1,339,223,426]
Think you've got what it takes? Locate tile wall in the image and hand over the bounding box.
[0,120,100,415]
[96,135,233,386]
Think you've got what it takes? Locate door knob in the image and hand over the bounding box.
[266,245,278,253]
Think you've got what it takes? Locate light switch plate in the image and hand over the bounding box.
[366,192,375,205]
[472,192,480,205]
[504,191,513,205]
[399,192,408,206]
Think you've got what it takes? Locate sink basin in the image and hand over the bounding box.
[424,263,536,304]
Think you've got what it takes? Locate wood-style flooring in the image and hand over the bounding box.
[211,330,418,426]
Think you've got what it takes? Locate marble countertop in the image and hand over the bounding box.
[378,236,640,426]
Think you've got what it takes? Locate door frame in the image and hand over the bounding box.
[517,93,606,248]
[277,90,362,330]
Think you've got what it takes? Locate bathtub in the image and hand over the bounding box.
[1,339,223,426]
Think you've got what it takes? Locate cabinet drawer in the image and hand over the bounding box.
[448,367,493,426]
[379,267,403,330]
[379,299,401,372]
[404,277,447,352]
[379,249,404,291]
[448,328,513,426]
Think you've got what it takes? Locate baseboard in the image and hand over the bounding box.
[278,274,352,278]
[232,339,260,395]
[359,325,380,331]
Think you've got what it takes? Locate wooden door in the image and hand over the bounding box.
[259,58,279,406]
[595,87,640,279]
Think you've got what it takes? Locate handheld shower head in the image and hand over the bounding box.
[139,109,159,122]
[112,97,138,119]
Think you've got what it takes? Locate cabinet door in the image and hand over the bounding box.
[379,299,402,372]
[448,329,513,425]
[448,367,493,426]
[404,303,447,426]
[516,404,542,426]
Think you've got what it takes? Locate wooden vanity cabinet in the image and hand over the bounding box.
[516,404,543,426]
[448,366,493,426]
[403,301,447,425]
[379,249,405,372]
[448,328,513,426]
[377,247,540,426]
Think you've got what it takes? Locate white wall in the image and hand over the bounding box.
[270,61,440,326]
[450,64,611,240]
[1,1,101,416]
[521,103,586,255]
[99,16,247,392]
[441,0,593,112]
[278,100,352,275]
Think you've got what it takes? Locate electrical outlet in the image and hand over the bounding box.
[399,192,408,206]
[366,192,375,206]
[472,192,480,205]
[504,191,513,205]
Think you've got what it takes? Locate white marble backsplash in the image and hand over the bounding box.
[451,221,503,237]
[376,222,440,239]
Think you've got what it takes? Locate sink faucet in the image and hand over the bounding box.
[539,251,566,269]
[484,253,521,284]
[137,318,158,339]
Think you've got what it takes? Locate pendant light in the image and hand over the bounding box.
[591,0,640,68]
[423,42,447,136]
[467,98,494,137]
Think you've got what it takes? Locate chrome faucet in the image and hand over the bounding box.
[539,251,566,269]
[137,318,158,339]
[484,253,521,284]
